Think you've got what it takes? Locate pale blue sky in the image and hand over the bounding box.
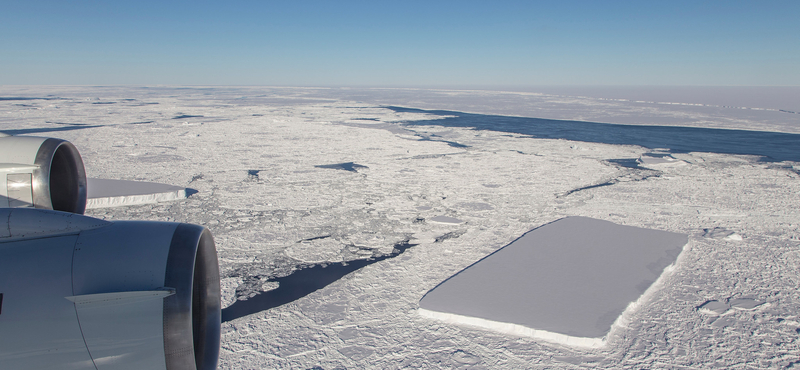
[1,0,798,86]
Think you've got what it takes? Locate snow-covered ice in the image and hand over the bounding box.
[1,86,799,369]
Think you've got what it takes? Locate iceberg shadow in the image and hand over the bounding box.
[221,240,416,322]
[315,162,369,172]
[0,125,104,136]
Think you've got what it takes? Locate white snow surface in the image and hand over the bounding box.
[1,86,799,369]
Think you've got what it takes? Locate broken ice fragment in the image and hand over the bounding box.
[429,215,463,224]
[698,300,730,315]
[729,298,763,310]
[637,153,683,166]
[702,227,742,241]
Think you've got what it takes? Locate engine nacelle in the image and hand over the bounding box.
[0,133,87,214]
[0,208,221,370]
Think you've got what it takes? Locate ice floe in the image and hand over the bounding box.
[428,215,464,224]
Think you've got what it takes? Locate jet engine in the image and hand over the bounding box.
[0,135,220,370]
[0,132,87,214]
[0,208,221,370]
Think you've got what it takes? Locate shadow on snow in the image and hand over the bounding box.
[221,240,416,322]
[1,125,104,136]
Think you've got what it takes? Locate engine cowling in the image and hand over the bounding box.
[0,133,87,214]
[0,208,221,370]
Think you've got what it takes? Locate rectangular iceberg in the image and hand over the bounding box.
[419,216,688,347]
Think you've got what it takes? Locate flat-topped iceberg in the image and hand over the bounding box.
[86,178,187,209]
[419,216,688,347]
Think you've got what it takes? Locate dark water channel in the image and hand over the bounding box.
[388,107,800,162]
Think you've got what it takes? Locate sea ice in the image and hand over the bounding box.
[3,86,798,368]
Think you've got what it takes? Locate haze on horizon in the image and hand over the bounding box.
[1,0,798,87]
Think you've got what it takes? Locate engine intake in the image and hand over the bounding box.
[0,134,87,214]
[0,209,221,370]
